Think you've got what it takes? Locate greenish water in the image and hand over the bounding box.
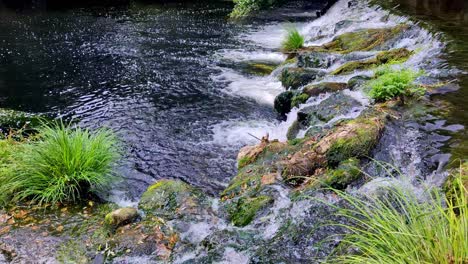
[377,0,467,164]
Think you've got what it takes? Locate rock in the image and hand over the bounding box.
[334,20,353,33]
[139,180,208,220]
[0,108,43,137]
[279,68,325,90]
[243,62,278,76]
[302,82,348,97]
[237,135,284,169]
[300,25,409,54]
[290,93,310,108]
[274,91,294,116]
[226,195,273,227]
[304,158,362,191]
[331,48,413,75]
[297,51,335,68]
[347,75,371,90]
[104,207,139,229]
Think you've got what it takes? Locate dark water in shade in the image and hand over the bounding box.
[376,0,468,164]
[0,1,326,200]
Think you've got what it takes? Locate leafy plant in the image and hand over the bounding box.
[0,121,120,205]
[368,67,424,102]
[282,27,305,52]
[327,168,468,264]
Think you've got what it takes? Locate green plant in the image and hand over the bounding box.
[230,0,283,18]
[0,121,120,205]
[327,171,468,263]
[282,27,305,52]
[368,67,424,102]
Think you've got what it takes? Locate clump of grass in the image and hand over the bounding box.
[0,121,120,205]
[328,169,468,263]
[282,27,305,52]
[230,0,283,19]
[368,66,424,102]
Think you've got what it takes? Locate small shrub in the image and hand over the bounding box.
[0,121,120,205]
[282,27,305,52]
[328,169,468,263]
[230,0,283,19]
[368,67,424,102]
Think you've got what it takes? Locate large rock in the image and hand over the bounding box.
[298,93,361,124]
[279,68,325,90]
[302,82,348,97]
[139,180,209,220]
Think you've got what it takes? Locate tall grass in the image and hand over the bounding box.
[328,169,468,263]
[282,27,305,52]
[0,121,120,205]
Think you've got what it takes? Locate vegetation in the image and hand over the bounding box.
[0,121,120,205]
[230,0,283,19]
[282,27,305,52]
[329,168,468,264]
[368,66,424,102]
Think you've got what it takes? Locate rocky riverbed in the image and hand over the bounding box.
[0,0,466,263]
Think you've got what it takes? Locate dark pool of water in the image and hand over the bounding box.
[0,1,326,199]
[377,0,467,164]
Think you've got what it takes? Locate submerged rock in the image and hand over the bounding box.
[243,62,278,76]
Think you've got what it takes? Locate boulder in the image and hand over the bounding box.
[302,82,348,97]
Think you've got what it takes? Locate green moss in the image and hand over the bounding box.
[227,195,273,227]
[238,155,254,169]
[326,117,383,166]
[322,158,362,189]
[332,48,413,75]
[139,179,204,219]
[286,120,301,141]
[230,0,285,18]
[244,63,277,76]
[291,93,310,108]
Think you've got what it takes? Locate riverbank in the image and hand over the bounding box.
[0,0,467,263]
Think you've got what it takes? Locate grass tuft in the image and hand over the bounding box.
[0,121,120,205]
[328,166,468,264]
[282,27,305,52]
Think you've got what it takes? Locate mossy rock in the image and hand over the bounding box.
[274,91,294,116]
[298,93,361,124]
[291,93,310,108]
[244,62,278,76]
[306,158,362,191]
[302,82,348,97]
[226,195,273,227]
[301,25,409,54]
[104,207,139,229]
[279,68,325,90]
[286,120,301,140]
[347,75,372,90]
[325,116,384,166]
[138,179,207,220]
[297,51,333,68]
[331,48,413,75]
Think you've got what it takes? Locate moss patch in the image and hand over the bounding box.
[244,62,277,76]
[291,93,310,108]
[227,195,273,227]
[301,25,409,54]
[331,48,413,75]
[302,82,347,97]
[279,68,324,90]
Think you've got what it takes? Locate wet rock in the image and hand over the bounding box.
[332,48,413,75]
[347,75,371,90]
[237,136,286,169]
[226,195,273,227]
[291,93,310,108]
[297,51,335,68]
[334,20,353,33]
[243,62,278,76]
[139,179,209,220]
[279,67,325,90]
[303,82,348,97]
[300,25,409,54]
[274,90,294,115]
[104,207,138,229]
[303,158,362,191]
